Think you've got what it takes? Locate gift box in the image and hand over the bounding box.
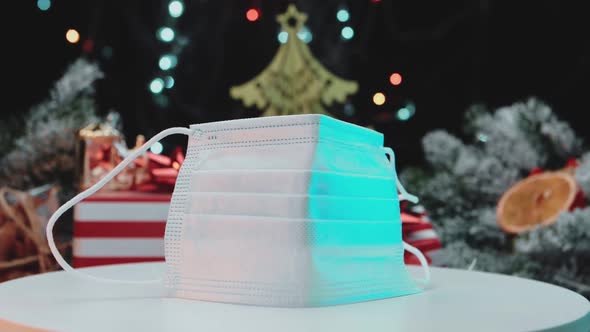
[73,191,170,267]
[401,203,442,265]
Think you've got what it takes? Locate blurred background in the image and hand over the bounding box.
[5,0,590,166]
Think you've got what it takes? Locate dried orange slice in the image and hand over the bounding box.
[497,172,577,234]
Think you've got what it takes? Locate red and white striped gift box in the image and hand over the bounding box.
[401,204,442,265]
[73,191,171,268]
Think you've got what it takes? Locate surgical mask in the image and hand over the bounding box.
[47,114,430,307]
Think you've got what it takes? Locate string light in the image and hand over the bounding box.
[396,108,411,121]
[149,78,165,94]
[159,57,172,70]
[164,76,175,89]
[396,102,416,121]
[246,8,260,22]
[158,54,178,70]
[65,29,80,44]
[336,9,350,22]
[372,92,386,106]
[37,0,51,11]
[157,27,175,42]
[406,101,416,113]
[389,73,402,86]
[277,31,289,44]
[341,26,354,40]
[297,26,313,43]
[168,0,184,18]
[150,142,164,154]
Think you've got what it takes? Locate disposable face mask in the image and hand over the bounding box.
[47,114,430,307]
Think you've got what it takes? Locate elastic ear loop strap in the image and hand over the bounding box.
[46,127,192,284]
[383,147,431,285]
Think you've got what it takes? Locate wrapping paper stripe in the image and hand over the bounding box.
[406,238,442,252]
[74,222,166,238]
[73,238,164,257]
[399,212,425,224]
[73,257,164,268]
[405,229,438,242]
[403,222,436,233]
[79,191,172,202]
[75,202,170,221]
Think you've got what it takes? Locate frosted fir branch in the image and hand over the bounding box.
[575,151,590,194]
[402,97,589,297]
[26,59,102,134]
[520,98,581,157]
[463,98,580,169]
[0,58,101,190]
[422,130,464,171]
[50,59,103,106]
[434,241,543,279]
[515,207,590,255]
[541,120,580,157]
[467,104,543,170]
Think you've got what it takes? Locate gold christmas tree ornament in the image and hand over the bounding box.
[230,4,358,116]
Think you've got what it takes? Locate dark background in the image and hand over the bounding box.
[5,0,590,167]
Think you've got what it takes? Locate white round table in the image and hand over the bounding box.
[0,263,588,332]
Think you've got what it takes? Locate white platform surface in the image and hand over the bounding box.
[0,263,588,332]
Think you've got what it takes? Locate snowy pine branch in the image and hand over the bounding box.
[402,98,590,297]
[0,58,101,191]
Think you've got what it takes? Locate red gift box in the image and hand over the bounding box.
[401,203,442,265]
[73,191,170,267]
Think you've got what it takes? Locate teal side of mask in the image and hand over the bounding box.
[303,116,422,306]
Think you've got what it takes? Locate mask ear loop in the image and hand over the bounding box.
[383,147,431,286]
[46,127,192,284]
[383,147,419,204]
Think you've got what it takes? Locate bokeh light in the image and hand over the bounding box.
[164,76,175,89]
[341,26,354,40]
[297,26,313,43]
[150,142,164,154]
[37,0,51,11]
[149,78,165,94]
[158,54,178,70]
[397,108,411,120]
[278,31,289,44]
[246,8,260,22]
[168,0,184,18]
[389,73,403,86]
[66,29,80,44]
[336,9,350,22]
[372,92,386,106]
[157,27,175,42]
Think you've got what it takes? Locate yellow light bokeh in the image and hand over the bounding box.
[372,92,386,106]
[66,29,80,44]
